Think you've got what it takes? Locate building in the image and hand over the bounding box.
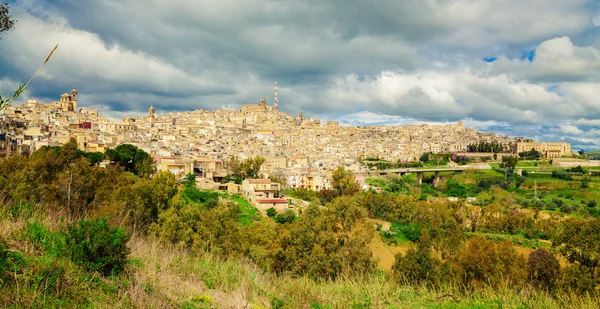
[516,142,571,158]
[52,88,78,112]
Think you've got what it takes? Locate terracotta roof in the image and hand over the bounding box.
[257,199,287,204]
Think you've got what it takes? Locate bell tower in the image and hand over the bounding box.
[70,88,78,112]
[148,105,156,126]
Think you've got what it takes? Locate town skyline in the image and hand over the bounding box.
[1,0,600,151]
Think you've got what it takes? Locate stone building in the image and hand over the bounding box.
[516,142,571,158]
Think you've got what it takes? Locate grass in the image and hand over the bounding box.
[229,194,261,226]
[466,232,550,250]
[3,209,600,308]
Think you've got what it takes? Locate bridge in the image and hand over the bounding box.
[367,165,490,187]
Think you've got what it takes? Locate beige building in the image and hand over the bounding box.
[516,142,571,158]
[52,88,78,112]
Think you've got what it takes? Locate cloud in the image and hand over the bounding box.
[490,36,600,83]
[1,0,600,150]
[559,124,584,135]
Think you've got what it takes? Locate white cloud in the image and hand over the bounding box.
[559,124,584,135]
[491,37,600,83]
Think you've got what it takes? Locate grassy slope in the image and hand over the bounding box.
[2,214,600,308]
[229,194,261,226]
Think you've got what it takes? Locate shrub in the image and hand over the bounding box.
[588,200,597,208]
[551,170,572,181]
[0,238,27,281]
[392,245,447,286]
[399,223,422,242]
[23,221,66,257]
[270,297,285,309]
[266,207,277,217]
[561,265,597,295]
[65,217,130,275]
[453,238,526,288]
[274,210,297,224]
[528,249,560,291]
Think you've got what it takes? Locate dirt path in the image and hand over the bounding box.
[369,233,411,271]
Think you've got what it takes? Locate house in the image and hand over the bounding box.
[256,198,289,212]
[242,178,287,209]
[218,182,241,194]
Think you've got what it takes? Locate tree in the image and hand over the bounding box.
[0,3,15,36]
[240,156,265,179]
[528,249,560,291]
[184,173,196,188]
[500,155,519,170]
[453,237,527,288]
[331,166,360,196]
[553,218,600,282]
[105,144,155,177]
[392,244,447,286]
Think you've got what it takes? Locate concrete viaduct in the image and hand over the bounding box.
[366,166,489,187]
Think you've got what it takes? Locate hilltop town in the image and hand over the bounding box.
[0,88,572,192]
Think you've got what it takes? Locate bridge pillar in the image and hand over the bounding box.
[416,172,423,185]
[433,171,440,187]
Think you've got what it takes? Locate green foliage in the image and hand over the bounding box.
[392,245,447,286]
[500,155,519,170]
[270,297,285,309]
[382,223,422,244]
[65,217,130,275]
[553,218,600,285]
[552,170,573,181]
[332,166,360,196]
[467,141,510,153]
[285,187,317,201]
[182,186,220,208]
[445,180,467,198]
[269,197,375,279]
[453,237,527,288]
[7,201,34,221]
[266,207,277,217]
[105,144,155,177]
[419,152,430,163]
[184,173,196,188]
[274,209,297,224]
[24,221,66,257]
[240,156,265,179]
[519,148,542,160]
[567,165,586,174]
[0,237,26,281]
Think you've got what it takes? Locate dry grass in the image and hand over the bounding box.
[3,209,600,309]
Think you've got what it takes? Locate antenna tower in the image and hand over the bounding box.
[274,81,279,111]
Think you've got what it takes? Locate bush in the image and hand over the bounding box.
[65,217,130,275]
[266,207,277,217]
[271,297,285,309]
[551,170,573,181]
[0,238,27,281]
[274,210,297,224]
[24,221,66,257]
[588,200,597,208]
[392,245,447,286]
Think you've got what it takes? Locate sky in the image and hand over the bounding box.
[1,0,600,150]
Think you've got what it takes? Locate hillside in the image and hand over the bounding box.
[2,141,600,308]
